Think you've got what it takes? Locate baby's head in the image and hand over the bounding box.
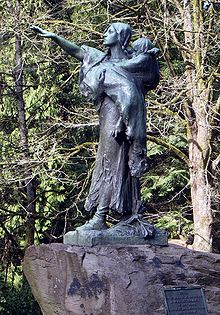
[132,37,154,54]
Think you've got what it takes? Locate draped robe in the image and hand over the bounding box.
[79,45,159,215]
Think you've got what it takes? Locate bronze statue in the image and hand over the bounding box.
[32,23,160,240]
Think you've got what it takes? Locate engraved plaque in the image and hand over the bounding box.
[164,287,208,315]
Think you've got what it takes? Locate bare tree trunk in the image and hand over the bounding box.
[182,0,213,251]
[188,96,213,251]
[13,0,36,247]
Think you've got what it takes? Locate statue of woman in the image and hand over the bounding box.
[32,23,159,235]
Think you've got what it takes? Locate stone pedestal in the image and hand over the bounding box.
[23,243,220,315]
[64,227,168,246]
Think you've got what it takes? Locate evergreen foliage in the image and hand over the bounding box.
[0,272,41,315]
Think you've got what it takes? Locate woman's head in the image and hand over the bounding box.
[103,23,132,50]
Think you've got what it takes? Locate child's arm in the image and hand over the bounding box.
[118,54,151,72]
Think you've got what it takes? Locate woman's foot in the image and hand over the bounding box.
[76,215,108,231]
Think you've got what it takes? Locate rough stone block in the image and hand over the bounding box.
[23,243,220,315]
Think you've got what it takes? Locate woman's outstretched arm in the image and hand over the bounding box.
[31,26,84,61]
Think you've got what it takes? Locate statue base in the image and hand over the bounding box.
[64,214,168,246]
[64,227,168,247]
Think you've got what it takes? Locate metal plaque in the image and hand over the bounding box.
[164,287,208,315]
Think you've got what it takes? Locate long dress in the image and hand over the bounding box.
[80,45,155,215]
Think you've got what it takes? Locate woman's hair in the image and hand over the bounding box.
[111,22,132,51]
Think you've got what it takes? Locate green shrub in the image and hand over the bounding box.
[0,271,42,315]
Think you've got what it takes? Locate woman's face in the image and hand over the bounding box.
[103,25,118,47]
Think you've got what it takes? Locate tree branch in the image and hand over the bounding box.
[147,134,189,166]
[212,153,220,172]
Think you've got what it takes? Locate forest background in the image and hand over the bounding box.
[0,0,219,313]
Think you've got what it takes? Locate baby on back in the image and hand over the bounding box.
[80,37,159,142]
